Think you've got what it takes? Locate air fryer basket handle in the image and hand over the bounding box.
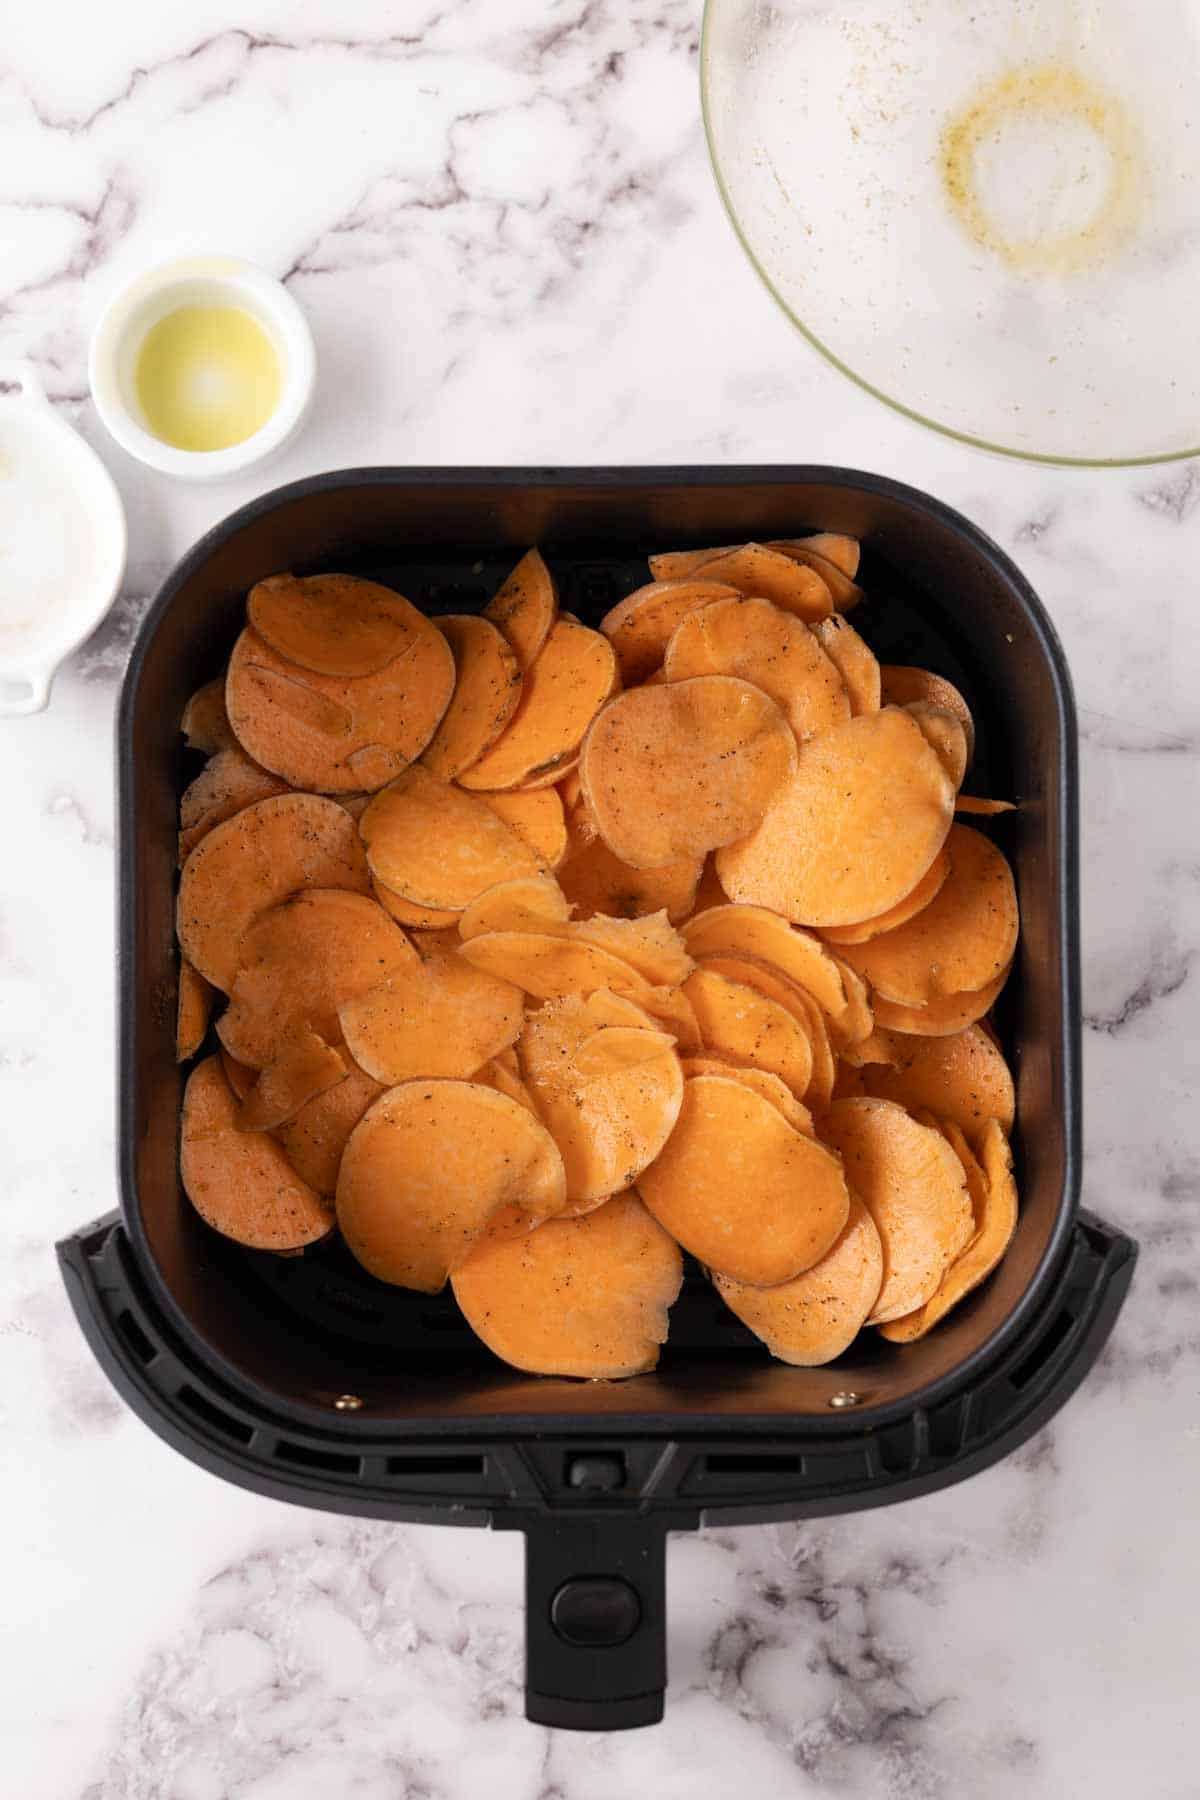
[522,1516,671,1730]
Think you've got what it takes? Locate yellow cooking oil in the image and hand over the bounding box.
[135,303,283,451]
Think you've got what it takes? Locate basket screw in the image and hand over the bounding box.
[333,1393,364,1412]
[828,1391,862,1409]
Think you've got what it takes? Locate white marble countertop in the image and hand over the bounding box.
[2,5,1197,1796]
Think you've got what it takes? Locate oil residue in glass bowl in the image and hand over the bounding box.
[135,303,283,452]
[938,60,1145,275]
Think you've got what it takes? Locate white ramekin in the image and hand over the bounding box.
[88,255,316,482]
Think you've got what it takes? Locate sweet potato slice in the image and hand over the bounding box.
[637,1075,850,1284]
[181,1056,333,1251]
[372,878,461,930]
[765,539,864,609]
[458,617,616,792]
[878,1120,1018,1342]
[688,545,833,621]
[225,624,455,793]
[819,847,950,946]
[956,795,1016,816]
[520,993,684,1206]
[835,826,1019,1007]
[484,787,568,868]
[177,794,371,992]
[336,1081,566,1291]
[636,984,703,1054]
[237,1028,348,1133]
[691,859,729,914]
[872,960,1013,1036]
[853,1023,1015,1139]
[906,703,968,792]
[598,578,741,684]
[663,596,851,742]
[459,931,651,1003]
[558,831,702,924]
[473,1047,538,1113]
[680,906,872,1048]
[415,613,523,781]
[176,958,212,1062]
[573,912,693,986]
[682,968,814,1098]
[581,677,797,870]
[714,1196,883,1365]
[881,666,975,763]
[178,747,291,861]
[360,766,545,910]
[716,707,954,928]
[819,1098,973,1323]
[275,1065,382,1193]
[484,549,558,671]
[339,932,523,1084]
[810,616,880,715]
[247,572,437,679]
[215,889,416,1067]
[451,1190,683,1377]
[220,1048,257,1102]
[680,1057,814,1135]
[458,874,571,940]
[689,950,836,1108]
[181,677,236,754]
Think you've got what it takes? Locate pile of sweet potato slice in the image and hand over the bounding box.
[175,540,1020,1378]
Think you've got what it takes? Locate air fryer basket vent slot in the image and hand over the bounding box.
[275,1440,362,1474]
[117,1308,156,1366]
[178,1383,254,1445]
[1010,1306,1077,1390]
[385,1452,486,1477]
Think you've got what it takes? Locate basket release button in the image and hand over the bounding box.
[550,1577,642,1648]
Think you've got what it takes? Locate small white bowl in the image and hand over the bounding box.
[88,254,316,482]
[0,362,127,717]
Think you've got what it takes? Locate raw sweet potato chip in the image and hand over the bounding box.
[372,879,461,930]
[181,1056,333,1251]
[458,874,571,940]
[176,958,212,1063]
[336,1080,566,1291]
[459,930,652,1003]
[236,1028,348,1133]
[905,703,968,792]
[881,665,975,763]
[226,624,454,793]
[680,1057,815,1136]
[810,615,880,715]
[599,578,741,684]
[682,967,814,1099]
[871,959,1013,1036]
[714,1196,883,1365]
[247,573,436,678]
[178,747,290,861]
[637,1075,850,1284]
[663,595,850,742]
[275,1065,382,1194]
[716,707,954,928]
[484,548,558,671]
[835,825,1018,1007]
[686,545,834,621]
[421,614,523,780]
[852,1024,1015,1138]
[519,992,684,1207]
[177,794,370,992]
[217,888,417,1067]
[339,931,523,1084]
[458,616,616,792]
[483,786,568,868]
[181,678,236,754]
[956,795,1016,816]
[680,905,871,1048]
[878,1120,1018,1341]
[819,1098,973,1323]
[819,846,950,946]
[581,677,797,869]
[360,766,546,911]
[452,1190,683,1378]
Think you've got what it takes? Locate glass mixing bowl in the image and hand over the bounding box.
[702,0,1200,465]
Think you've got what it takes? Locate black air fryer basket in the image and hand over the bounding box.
[58,469,1136,1730]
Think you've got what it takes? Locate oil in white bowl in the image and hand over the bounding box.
[135,304,283,452]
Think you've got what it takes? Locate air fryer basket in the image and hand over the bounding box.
[59,469,1135,1730]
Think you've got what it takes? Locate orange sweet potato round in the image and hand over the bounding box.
[881,665,975,762]
[819,1098,973,1323]
[679,1057,814,1135]
[181,677,237,754]
[810,616,880,715]
[176,958,212,1063]
[598,578,741,684]
[682,967,814,1099]
[181,1056,333,1251]
[336,1080,566,1291]
[819,847,950,946]
[419,613,523,780]
[853,1023,1015,1139]
[688,544,834,621]
[637,1075,850,1284]
[716,707,954,928]
[714,1196,883,1364]
[178,747,290,862]
[275,1065,383,1193]
[225,624,454,793]
[371,878,461,930]
[451,1190,683,1378]
[680,905,872,1048]
[339,931,524,1084]
[483,787,568,868]
[360,766,546,910]
[581,677,797,870]
[484,549,558,670]
[871,960,1013,1036]
[177,794,371,992]
[458,616,617,792]
[663,596,851,742]
[247,572,439,678]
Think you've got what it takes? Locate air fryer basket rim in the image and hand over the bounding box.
[116,464,1081,1436]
